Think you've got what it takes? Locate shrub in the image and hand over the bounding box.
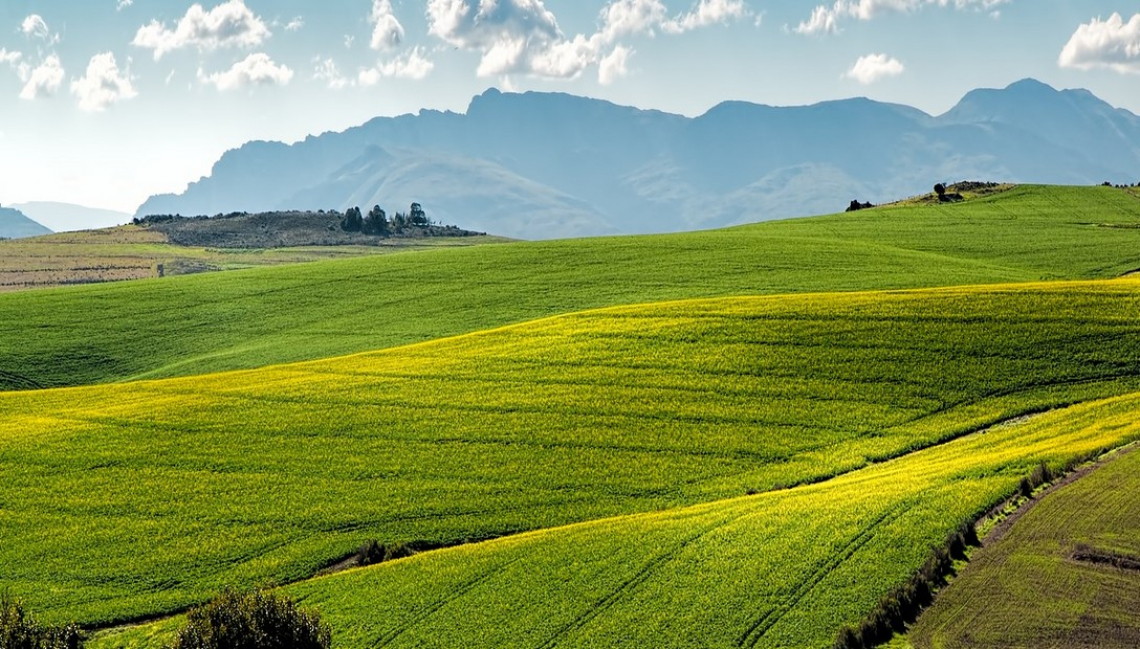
[168,588,331,649]
[0,596,83,649]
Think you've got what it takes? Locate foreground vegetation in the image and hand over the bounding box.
[2,280,1140,627]
[92,391,1140,648]
[3,185,1140,390]
[906,447,1140,648]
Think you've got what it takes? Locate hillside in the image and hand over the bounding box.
[906,447,1140,648]
[135,80,1140,239]
[3,185,1140,390]
[0,225,503,294]
[0,206,52,239]
[1,281,1138,634]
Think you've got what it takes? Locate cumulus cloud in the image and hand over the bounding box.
[370,0,406,50]
[198,52,293,91]
[1059,13,1140,74]
[663,0,749,34]
[358,47,434,84]
[427,0,750,83]
[845,53,904,84]
[117,0,134,11]
[19,54,64,100]
[132,0,270,60]
[598,45,633,85]
[285,17,304,32]
[70,52,137,111]
[794,0,1011,35]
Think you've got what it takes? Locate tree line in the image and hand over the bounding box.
[341,202,430,235]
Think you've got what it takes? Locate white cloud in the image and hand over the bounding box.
[845,53,904,84]
[199,52,293,91]
[663,0,749,34]
[358,47,434,84]
[313,57,352,89]
[794,0,1012,35]
[21,14,50,39]
[598,45,633,85]
[1059,13,1140,74]
[70,52,137,111]
[370,0,405,51]
[19,54,64,100]
[426,0,750,82]
[132,0,270,60]
[285,17,304,32]
[0,48,22,66]
[117,0,134,11]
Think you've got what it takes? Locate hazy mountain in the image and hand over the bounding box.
[0,206,52,239]
[11,202,132,233]
[137,79,1140,239]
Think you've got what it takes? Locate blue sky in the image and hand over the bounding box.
[1,0,1138,213]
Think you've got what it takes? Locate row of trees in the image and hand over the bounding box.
[341,202,430,235]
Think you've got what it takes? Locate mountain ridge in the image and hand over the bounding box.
[137,79,1140,239]
[0,206,52,239]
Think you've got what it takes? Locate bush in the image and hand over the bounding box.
[0,596,83,649]
[168,588,331,649]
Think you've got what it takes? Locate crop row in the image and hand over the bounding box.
[3,280,1140,625]
[94,389,1140,648]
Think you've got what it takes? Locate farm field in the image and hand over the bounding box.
[90,391,1140,649]
[0,225,504,293]
[3,280,1140,629]
[3,185,1140,390]
[905,446,1140,649]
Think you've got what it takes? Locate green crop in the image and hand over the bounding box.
[3,185,1140,391]
[907,445,1140,648]
[3,280,1140,627]
[93,390,1140,649]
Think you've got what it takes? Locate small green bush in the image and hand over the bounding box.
[168,588,331,649]
[0,596,82,649]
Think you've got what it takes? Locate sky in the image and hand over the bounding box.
[0,0,1138,214]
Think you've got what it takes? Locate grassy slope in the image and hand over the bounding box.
[907,448,1140,649]
[0,225,503,293]
[4,281,1140,626]
[92,391,1140,649]
[3,185,1140,390]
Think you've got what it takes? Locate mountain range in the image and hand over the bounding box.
[0,206,51,239]
[137,79,1140,240]
[12,202,132,233]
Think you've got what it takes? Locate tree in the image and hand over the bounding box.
[0,596,83,649]
[934,183,947,199]
[363,205,389,236]
[408,202,429,226]
[168,588,331,649]
[341,206,363,232]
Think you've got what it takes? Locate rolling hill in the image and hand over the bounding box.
[135,80,1140,239]
[1,281,1138,640]
[3,185,1140,392]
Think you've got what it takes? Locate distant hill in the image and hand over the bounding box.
[0,207,51,239]
[136,79,1140,239]
[11,202,130,233]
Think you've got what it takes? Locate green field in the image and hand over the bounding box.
[2,280,1140,631]
[4,185,1140,391]
[4,185,1140,648]
[905,447,1140,649]
[0,225,503,294]
[91,391,1140,649]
